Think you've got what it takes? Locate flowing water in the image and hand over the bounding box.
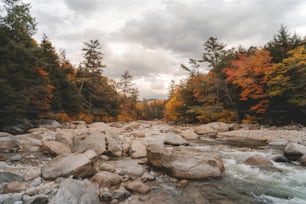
[141,123,306,204]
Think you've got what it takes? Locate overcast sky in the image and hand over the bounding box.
[28,0,306,99]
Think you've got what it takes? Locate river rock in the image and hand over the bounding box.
[106,136,123,157]
[55,129,74,147]
[299,154,306,166]
[125,180,150,194]
[35,119,61,129]
[91,171,122,187]
[130,140,147,159]
[109,159,145,177]
[244,155,273,167]
[9,154,22,162]
[41,140,71,156]
[194,122,229,135]
[73,130,106,155]
[130,131,145,138]
[41,150,97,180]
[23,194,48,204]
[146,144,225,180]
[0,136,20,153]
[53,178,99,204]
[3,181,27,193]
[180,130,199,140]
[112,186,132,201]
[284,143,306,161]
[271,155,289,163]
[164,135,189,146]
[0,172,24,184]
[0,193,23,204]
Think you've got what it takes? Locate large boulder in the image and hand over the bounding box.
[180,130,199,140]
[284,143,306,161]
[91,171,122,187]
[244,155,273,167]
[146,145,224,180]
[41,141,71,156]
[53,178,99,204]
[130,140,147,159]
[194,122,229,135]
[164,135,189,146]
[106,135,123,157]
[41,150,97,180]
[73,130,106,155]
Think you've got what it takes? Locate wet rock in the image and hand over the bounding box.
[268,141,287,150]
[106,136,123,157]
[130,140,147,159]
[164,135,189,146]
[3,181,27,193]
[194,122,229,135]
[244,155,273,167]
[41,149,97,180]
[180,130,199,140]
[23,194,48,204]
[53,178,99,204]
[112,186,131,201]
[41,140,71,156]
[271,155,289,163]
[73,131,106,155]
[130,131,145,138]
[91,171,122,187]
[125,180,150,194]
[100,191,112,202]
[299,154,306,166]
[284,143,306,161]
[0,172,24,184]
[147,144,224,180]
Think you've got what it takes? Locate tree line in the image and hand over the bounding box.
[0,0,164,129]
[165,25,306,125]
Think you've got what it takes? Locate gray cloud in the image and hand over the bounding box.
[28,0,306,99]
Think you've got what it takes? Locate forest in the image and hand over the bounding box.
[1,0,306,130]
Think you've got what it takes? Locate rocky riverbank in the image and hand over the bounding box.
[0,121,306,204]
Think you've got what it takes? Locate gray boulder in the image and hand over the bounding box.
[164,135,189,146]
[284,143,306,161]
[41,150,97,180]
[73,130,106,155]
[179,130,199,140]
[146,145,224,180]
[53,178,99,204]
[194,122,229,135]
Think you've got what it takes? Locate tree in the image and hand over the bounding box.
[81,39,105,74]
[267,46,306,124]
[0,0,52,127]
[2,0,37,44]
[265,25,302,63]
[117,70,139,121]
[225,50,275,115]
[118,70,133,97]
